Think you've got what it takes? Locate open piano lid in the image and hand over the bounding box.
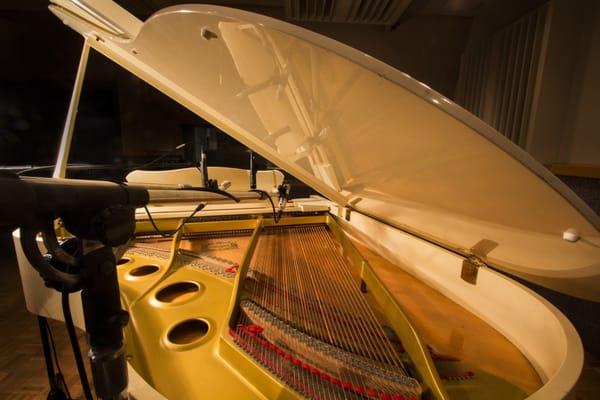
[50,1,600,301]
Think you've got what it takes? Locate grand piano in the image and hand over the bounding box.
[10,1,600,399]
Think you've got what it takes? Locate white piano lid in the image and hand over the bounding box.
[50,2,600,301]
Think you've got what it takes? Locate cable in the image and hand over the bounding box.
[45,320,73,400]
[249,189,282,223]
[144,203,206,237]
[21,227,81,291]
[61,292,94,400]
[173,185,241,203]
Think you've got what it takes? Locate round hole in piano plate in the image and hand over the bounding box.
[167,319,209,346]
[117,257,131,266]
[155,282,200,304]
[128,264,159,277]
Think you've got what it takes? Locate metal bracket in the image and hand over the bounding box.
[68,0,130,38]
[345,207,352,221]
[461,255,486,285]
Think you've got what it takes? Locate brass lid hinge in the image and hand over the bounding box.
[345,206,352,221]
[461,255,487,285]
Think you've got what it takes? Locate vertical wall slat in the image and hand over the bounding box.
[455,5,548,148]
[510,16,534,144]
[491,30,509,129]
[478,45,490,117]
[519,6,548,148]
[505,19,526,142]
[499,24,518,136]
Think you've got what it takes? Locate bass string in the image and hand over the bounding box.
[250,224,404,368]
[294,224,404,370]
[294,225,381,361]
[291,225,374,397]
[244,223,410,396]
[310,225,406,371]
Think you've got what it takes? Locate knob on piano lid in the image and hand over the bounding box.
[562,228,580,242]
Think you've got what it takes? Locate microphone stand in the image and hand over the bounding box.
[1,173,149,400]
[0,173,248,398]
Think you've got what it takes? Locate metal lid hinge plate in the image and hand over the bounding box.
[461,255,486,285]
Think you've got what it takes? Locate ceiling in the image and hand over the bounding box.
[0,0,486,24]
[116,0,486,21]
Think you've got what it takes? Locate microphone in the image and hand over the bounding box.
[275,184,291,221]
[0,172,149,231]
[249,151,257,190]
